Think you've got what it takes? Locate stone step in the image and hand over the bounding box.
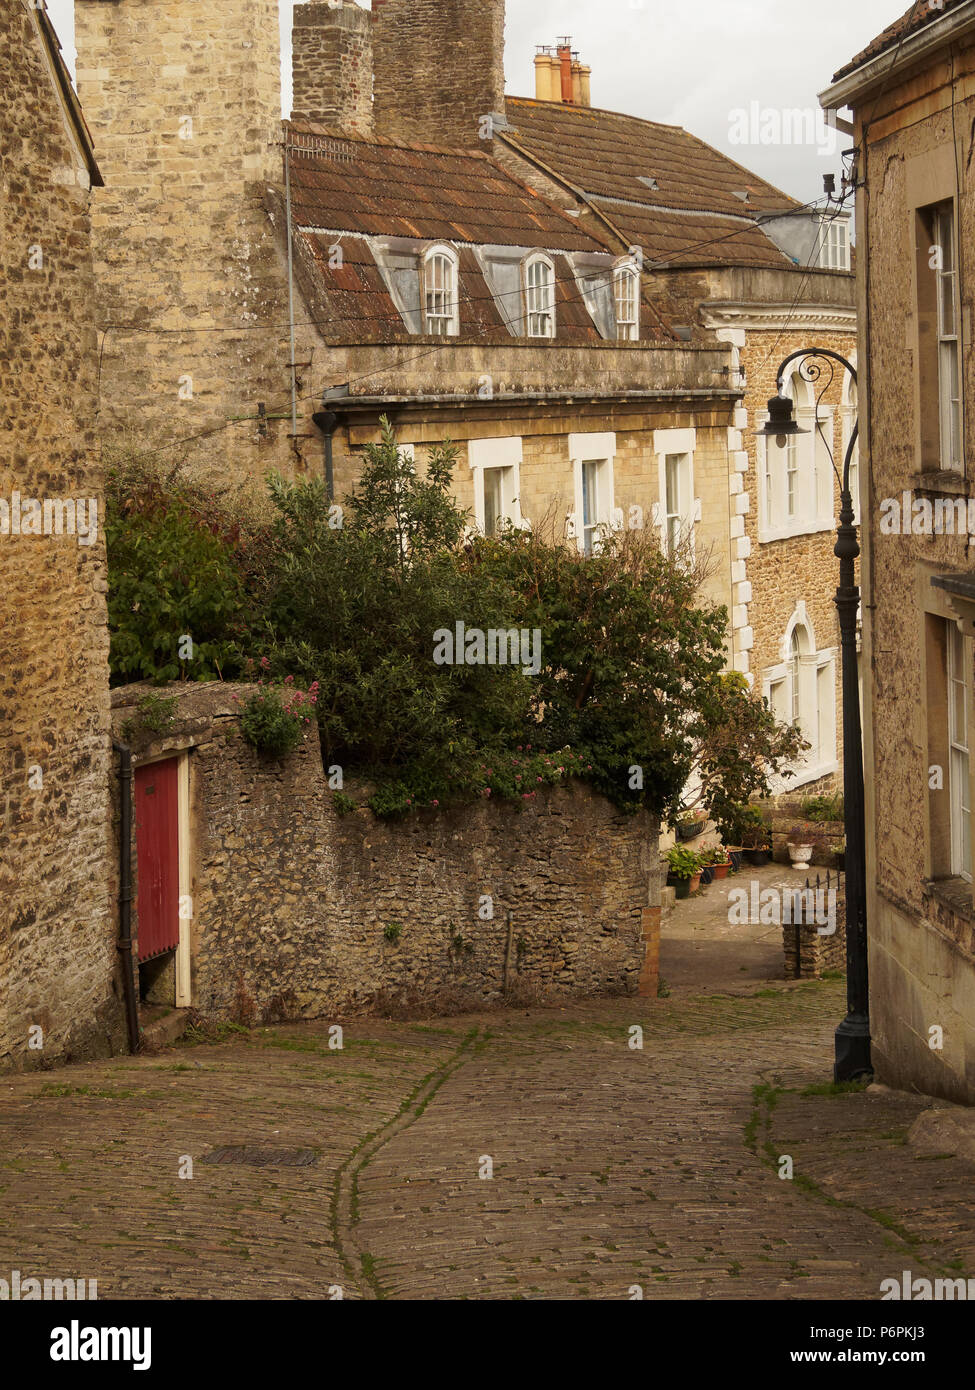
[139,1004,190,1052]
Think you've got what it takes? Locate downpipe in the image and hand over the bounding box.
[113,738,140,1054]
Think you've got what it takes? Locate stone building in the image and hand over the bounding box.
[0,3,125,1067]
[74,0,856,798]
[821,0,975,1101]
[496,71,857,791]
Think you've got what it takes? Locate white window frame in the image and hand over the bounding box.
[613,260,640,340]
[650,428,700,556]
[423,243,460,337]
[934,203,962,473]
[524,253,556,339]
[948,619,972,881]
[762,607,838,789]
[818,218,850,271]
[468,437,524,536]
[568,432,619,556]
[756,372,834,543]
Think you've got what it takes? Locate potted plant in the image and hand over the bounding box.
[666,845,703,899]
[675,808,708,841]
[786,824,822,869]
[740,809,772,866]
[704,845,732,880]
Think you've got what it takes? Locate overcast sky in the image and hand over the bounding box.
[46,0,901,203]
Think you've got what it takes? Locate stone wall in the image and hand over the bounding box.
[292,2,373,136]
[74,0,298,478]
[849,36,975,1104]
[782,876,847,979]
[372,0,505,148]
[110,683,661,1023]
[0,7,125,1068]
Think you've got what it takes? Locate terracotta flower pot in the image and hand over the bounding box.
[688,872,702,893]
[712,861,730,880]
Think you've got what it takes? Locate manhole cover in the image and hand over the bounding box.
[201,1146,319,1168]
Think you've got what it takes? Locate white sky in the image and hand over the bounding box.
[46,0,902,202]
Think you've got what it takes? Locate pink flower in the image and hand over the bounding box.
[432,799,439,807]
[537,776,543,782]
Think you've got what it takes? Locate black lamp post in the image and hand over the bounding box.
[757,348,871,1082]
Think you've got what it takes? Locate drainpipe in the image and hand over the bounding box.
[312,408,340,502]
[113,738,140,1054]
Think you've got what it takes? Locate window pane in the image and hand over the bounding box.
[484,469,503,536]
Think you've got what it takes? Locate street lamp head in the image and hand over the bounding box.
[757,392,809,450]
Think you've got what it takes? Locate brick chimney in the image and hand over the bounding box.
[372,0,506,148]
[291,1,373,136]
[534,38,591,107]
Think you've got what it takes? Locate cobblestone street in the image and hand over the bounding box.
[2,886,974,1301]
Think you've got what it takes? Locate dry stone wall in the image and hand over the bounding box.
[111,684,661,1023]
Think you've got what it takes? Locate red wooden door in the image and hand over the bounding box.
[134,759,180,961]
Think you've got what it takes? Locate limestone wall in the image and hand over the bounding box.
[851,39,975,1103]
[0,6,125,1068]
[110,684,661,1023]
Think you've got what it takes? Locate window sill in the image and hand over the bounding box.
[923,876,975,921]
[916,471,970,498]
[769,759,839,794]
[758,519,834,545]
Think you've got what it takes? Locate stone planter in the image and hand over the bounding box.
[788,844,814,869]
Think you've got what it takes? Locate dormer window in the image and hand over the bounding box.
[524,253,556,338]
[613,262,639,340]
[818,218,850,271]
[423,244,459,336]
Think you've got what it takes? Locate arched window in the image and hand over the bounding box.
[423,244,459,336]
[613,262,639,340]
[524,253,556,338]
[790,626,803,727]
[765,609,837,785]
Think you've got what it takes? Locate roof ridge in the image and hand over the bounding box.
[505,97,802,211]
[506,95,683,133]
[286,119,494,161]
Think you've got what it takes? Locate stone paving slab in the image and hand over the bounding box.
[0,983,972,1300]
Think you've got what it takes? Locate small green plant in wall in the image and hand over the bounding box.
[120,692,178,741]
[332,791,357,817]
[383,922,402,944]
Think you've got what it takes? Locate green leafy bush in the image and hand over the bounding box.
[801,792,845,823]
[235,673,318,759]
[105,455,256,685]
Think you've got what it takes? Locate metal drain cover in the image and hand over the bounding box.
[202,1146,319,1168]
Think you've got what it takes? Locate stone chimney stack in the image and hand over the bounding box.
[291,1,373,136]
[533,39,591,107]
[371,0,506,148]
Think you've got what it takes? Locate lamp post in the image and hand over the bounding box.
[758,348,871,1081]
